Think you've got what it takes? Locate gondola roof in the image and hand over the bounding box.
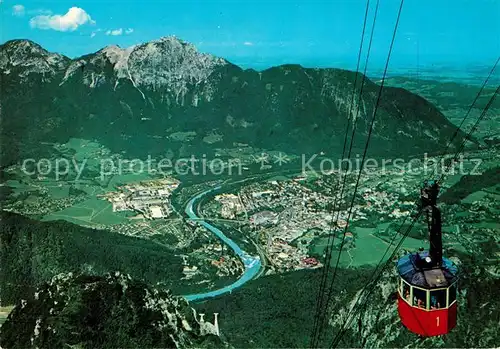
[397,251,458,288]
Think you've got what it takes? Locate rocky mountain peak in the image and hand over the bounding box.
[99,44,128,64]
[126,35,227,88]
[1,39,47,56]
[0,39,69,77]
[60,35,227,91]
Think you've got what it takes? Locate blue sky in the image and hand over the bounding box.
[1,0,499,71]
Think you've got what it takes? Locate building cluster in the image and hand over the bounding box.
[103,178,180,219]
[4,191,86,216]
[249,210,278,226]
[265,236,321,272]
[217,179,338,271]
[104,219,195,250]
[361,188,410,218]
[210,172,430,272]
[184,243,244,278]
[213,193,245,219]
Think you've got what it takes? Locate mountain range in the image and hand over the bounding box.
[0,36,467,167]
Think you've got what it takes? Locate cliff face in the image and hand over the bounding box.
[0,37,466,167]
[0,272,224,349]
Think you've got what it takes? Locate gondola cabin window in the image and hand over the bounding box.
[413,287,427,309]
[448,282,457,306]
[402,280,411,304]
[430,289,446,310]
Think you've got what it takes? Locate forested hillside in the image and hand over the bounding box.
[195,253,499,348]
[0,211,183,305]
[440,166,500,204]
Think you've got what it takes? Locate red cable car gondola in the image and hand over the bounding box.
[396,180,459,336]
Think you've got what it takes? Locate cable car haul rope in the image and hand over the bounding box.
[309,0,500,342]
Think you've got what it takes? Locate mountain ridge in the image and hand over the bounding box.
[0,37,467,167]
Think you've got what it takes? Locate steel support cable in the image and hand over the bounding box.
[313,0,402,344]
[331,97,497,347]
[329,85,499,348]
[348,69,500,294]
[314,11,499,349]
[453,85,499,158]
[318,0,381,293]
[326,24,499,349]
[330,209,424,348]
[439,56,500,159]
[431,56,499,178]
[309,0,373,346]
[344,0,383,162]
[316,0,381,326]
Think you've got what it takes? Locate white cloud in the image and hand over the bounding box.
[12,4,25,16]
[29,7,95,32]
[105,28,134,36]
[90,28,102,38]
[243,41,254,46]
[106,28,123,36]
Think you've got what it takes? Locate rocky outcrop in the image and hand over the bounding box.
[0,272,224,348]
[0,39,69,81]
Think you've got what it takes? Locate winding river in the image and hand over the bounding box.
[182,186,262,302]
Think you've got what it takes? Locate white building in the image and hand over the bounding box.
[150,206,164,219]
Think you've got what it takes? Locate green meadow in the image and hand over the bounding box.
[43,197,128,226]
[310,223,427,268]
